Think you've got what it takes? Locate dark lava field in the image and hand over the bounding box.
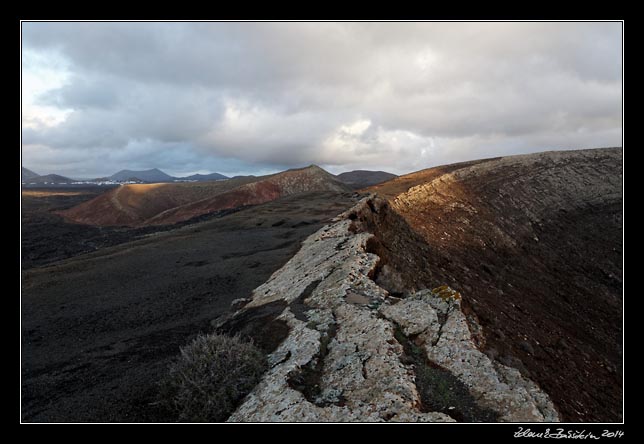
[21,189,357,422]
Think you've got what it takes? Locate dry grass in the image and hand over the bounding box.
[163,332,267,422]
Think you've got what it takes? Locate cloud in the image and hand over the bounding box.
[21,22,622,177]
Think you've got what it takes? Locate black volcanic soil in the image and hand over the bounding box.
[22,188,118,269]
[21,191,357,422]
[366,148,623,422]
[22,187,251,270]
[22,187,172,270]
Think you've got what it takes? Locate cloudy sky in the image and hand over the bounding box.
[21,22,622,178]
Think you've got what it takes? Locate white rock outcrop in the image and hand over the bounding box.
[227,197,559,422]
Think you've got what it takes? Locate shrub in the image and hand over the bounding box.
[164,332,267,422]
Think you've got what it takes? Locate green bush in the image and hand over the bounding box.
[164,332,267,422]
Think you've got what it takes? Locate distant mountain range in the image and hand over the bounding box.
[22,166,76,184]
[335,170,398,189]
[109,168,175,183]
[21,167,232,185]
[22,167,40,181]
[108,168,231,183]
[27,174,75,184]
[21,166,397,188]
[180,172,229,181]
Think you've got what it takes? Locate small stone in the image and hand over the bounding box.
[230,297,251,310]
[379,299,440,337]
[519,341,535,355]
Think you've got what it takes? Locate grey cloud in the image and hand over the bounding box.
[21,22,622,176]
[39,74,121,110]
[29,80,225,149]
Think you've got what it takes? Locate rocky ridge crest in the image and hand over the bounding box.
[222,197,559,422]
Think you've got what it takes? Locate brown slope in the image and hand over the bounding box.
[143,165,350,226]
[365,157,501,198]
[366,147,623,422]
[58,177,260,226]
[59,166,350,227]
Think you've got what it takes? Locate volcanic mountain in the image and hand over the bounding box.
[59,165,350,227]
[20,167,75,184]
[364,147,623,421]
[22,167,40,181]
[110,168,174,183]
[336,170,397,189]
[180,172,229,181]
[24,173,75,184]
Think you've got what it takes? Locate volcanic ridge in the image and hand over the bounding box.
[216,147,622,422]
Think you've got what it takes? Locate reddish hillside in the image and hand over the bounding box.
[365,158,500,198]
[366,147,623,422]
[143,165,350,226]
[59,165,350,227]
[58,177,260,226]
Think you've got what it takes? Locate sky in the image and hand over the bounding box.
[21,22,622,178]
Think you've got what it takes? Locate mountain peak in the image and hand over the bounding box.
[110,168,173,182]
[181,172,229,181]
[286,164,326,173]
[22,167,40,181]
[336,170,397,189]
